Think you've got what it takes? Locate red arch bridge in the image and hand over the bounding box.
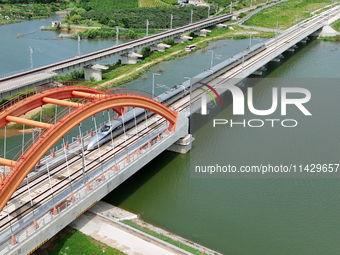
[0,82,188,255]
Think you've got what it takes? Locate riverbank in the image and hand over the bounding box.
[34,226,126,255]
[77,201,222,255]
[0,128,32,138]
[0,19,21,26]
[54,26,274,87]
[0,2,67,24]
[319,35,340,41]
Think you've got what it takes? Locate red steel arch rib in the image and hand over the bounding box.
[0,86,105,128]
[0,94,178,212]
[0,86,127,128]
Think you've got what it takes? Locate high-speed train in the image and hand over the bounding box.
[87,43,266,150]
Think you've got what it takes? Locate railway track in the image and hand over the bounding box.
[0,6,338,244]
[0,14,232,83]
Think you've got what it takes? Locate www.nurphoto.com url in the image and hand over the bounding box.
[194,164,340,175]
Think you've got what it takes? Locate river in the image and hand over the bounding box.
[1,17,340,255]
[0,14,125,77]
[104,39,340,255]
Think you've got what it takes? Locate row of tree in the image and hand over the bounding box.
[0,0,66,4]
[81,6,212,29]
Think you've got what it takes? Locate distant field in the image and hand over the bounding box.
[244,0,333,29]
[205,0,232,7]
[140,0,169,7]
[88,0,139,10]
[160,0,178,4]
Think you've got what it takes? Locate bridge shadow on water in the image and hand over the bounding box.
[103,151,180,207]
[262,36,318,77]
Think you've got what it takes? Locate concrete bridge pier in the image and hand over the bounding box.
[120,52,143,64]
[300,37,309,43]
[312,26,338,37]
[271,54,284,62]
[174,35,193,44]
[287,45,298,52]
[194,29,211,37]
[216,23,228,29]
[84,64,109,81]
[150,43,171,52]
[167,134,195,154]
[252,66,266,75]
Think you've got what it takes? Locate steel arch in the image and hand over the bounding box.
[0,94,178,212]
[0,86,105,128]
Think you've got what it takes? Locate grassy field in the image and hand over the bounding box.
[160,0,178,4]
[139,0,169,7]
[244,0,334,29]
[88,0,139,10]
[320,35,340,41]
[331,19,340,31]
[122,220,202,255]
[35,227,126,255]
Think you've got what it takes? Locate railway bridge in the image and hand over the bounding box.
[0,13,234,100]
[0,5,340,255]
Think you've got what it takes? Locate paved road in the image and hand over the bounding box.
[70,213,178,255]
[238,24,284,32]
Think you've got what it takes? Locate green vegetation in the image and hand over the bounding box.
[0,18,20,25]
[0,1,67,23]
[31,105,57,123]
[54,69,84,82]
[0,88,34,108]
[239,12,247,18]
[77,27,163,39]
[244,0,334,29]
[206,0,267,9]
[0,0,62,3]
[331,19,340,32]
[319,35,340,41]
[54,26,273,88]
[160,0,178,4]
[35,227,126,255]
[86,0,138,10]
[77,28,116,39]
[81,6,210,29]
[122,220,202,255]
[140,0,169,8]
[205,0,232,7]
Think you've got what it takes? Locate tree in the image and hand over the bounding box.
[128,29,136,39]
[70,14,82,24]
[88,29,99,38]
[122,17,130,28]
[71,7,86,16]
[108,19,116,27]
[99,16,109,25]
[50,5,57,13]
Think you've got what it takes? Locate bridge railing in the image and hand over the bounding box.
[105,87,175,111]
[2,85,176,179]
[0,82,66,113]
[0,124,175,255]
[0,90,36,113]
[4,105,82,179]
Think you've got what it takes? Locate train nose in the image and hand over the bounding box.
[86,134,100,151]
